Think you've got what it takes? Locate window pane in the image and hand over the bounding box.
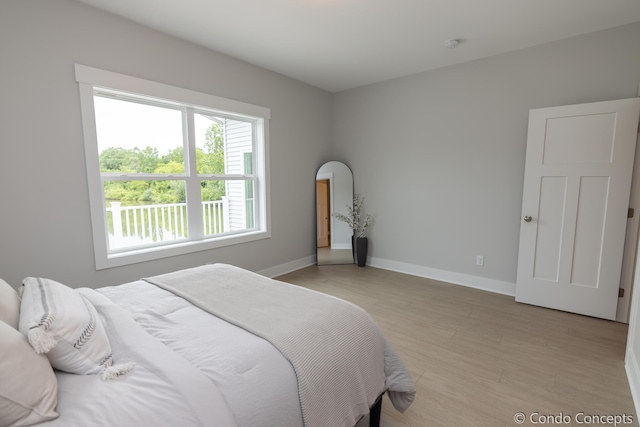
[104,180,187,250]
[195,113,225,174]
[244,153,254,229]
[245,180,255,229]
[201,179,255,235]
[195,114,253,175]
[94,96,184,174]
[201,180,226,236]
[225,119,253,175]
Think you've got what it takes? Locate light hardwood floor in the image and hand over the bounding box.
[276,264,638,427]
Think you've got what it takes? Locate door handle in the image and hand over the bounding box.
[524,215,532,222]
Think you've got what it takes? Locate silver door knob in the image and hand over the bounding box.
[524,215,532,222]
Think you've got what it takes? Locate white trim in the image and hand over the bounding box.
[617,129,640,323]
[78,82,111,266]
[332,243,352,250]
[258,255,317,278]
[75,64,270,119]
[268,255,517,295]
[626,348,640,416]
[368,257,516,296]
[257,119,271,236]
[625,226,640,417]
[100,230,272,269]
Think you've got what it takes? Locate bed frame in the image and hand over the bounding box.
[368,393,384,427]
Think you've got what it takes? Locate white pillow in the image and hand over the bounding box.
[0,319,58,427]
[19,277,113,375]
[0,278,20,329]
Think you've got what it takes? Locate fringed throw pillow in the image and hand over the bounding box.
[19,277,115,376]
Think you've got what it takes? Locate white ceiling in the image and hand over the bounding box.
[76,0,640,93]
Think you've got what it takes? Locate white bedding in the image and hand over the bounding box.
[96,280,304,427]
[40,288,238,427]
[37,265,414,427]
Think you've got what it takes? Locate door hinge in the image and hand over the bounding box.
[629,208,635,218]
[619,288,625,298]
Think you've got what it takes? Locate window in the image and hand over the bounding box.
[76,64,271,269]
[244,152,254,229]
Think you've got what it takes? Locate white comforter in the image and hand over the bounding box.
[41,287,239,427]
[97,280,304,427]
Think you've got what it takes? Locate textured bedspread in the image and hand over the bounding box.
[144,263,415,427]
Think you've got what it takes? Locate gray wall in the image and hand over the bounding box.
[0,0,333,288]
[333,23,640,286]
[1,0,639,292]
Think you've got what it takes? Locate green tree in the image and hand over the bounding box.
[99,122,226,204]
[133,146,159,173]
[100,147,130,172]
[198,124,224,174]
[153,161,186,203]
[161,147,184,168]
[100,146,160,174]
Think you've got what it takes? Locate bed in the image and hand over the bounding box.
[0,263,415,427]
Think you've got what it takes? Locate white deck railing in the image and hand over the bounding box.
[107,199,227,249]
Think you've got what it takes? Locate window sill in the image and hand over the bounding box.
[95,230,271,270]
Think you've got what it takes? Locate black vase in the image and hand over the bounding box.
[352,235,357,264]
[356,237,368,267]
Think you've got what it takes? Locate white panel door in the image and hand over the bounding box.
[516,98,640,320]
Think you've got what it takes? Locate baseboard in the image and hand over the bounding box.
[331,243,352,250]
[260,255,516,296]
[368,256,516,296]
[258,255,317,278]
[626,348,640,416]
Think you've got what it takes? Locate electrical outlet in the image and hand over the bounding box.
[476,255,484,266]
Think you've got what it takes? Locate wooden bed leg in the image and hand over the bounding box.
[369,393,383,427]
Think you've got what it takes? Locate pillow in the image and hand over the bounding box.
[0,319,58,427]
[0,278,20,329]
[19,277,113,375]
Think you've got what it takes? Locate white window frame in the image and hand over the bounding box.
[75,64,271,269]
